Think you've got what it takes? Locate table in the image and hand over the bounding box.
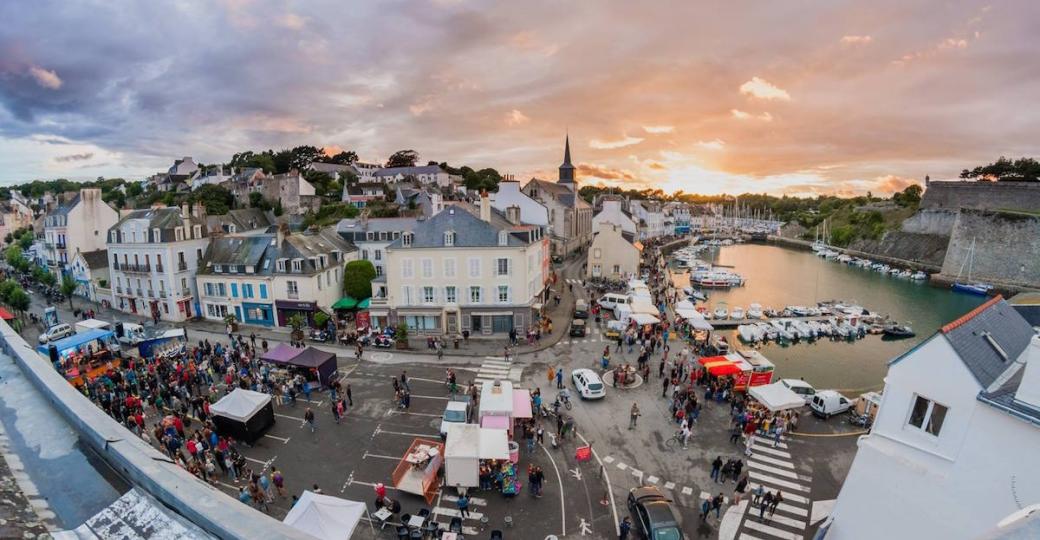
[373,507,392,529]
[407,514,425,528]
[441,533,458,540]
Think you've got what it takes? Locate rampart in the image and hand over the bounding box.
[921,180,1040,213]
[939,209,1040,288]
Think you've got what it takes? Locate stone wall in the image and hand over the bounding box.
[899,209,958,236]
[921,181,1040,213]
[940,209,1040,287]
[849,231,949,269]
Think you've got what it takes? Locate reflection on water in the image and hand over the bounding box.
[691,244,985,390]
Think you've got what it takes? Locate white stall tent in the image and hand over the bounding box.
[210,388,271,421]
[478,380,514,420]
[282,490,369,540]
[630,312,661,326]
[444,424,510,488]
[748,382,806,412]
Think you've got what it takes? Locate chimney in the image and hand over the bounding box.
[192,202,207,221]
[479,190,491,223]
[180,204,190,219]
[506,205,521,225]
[1013,335,1040,410]
[276,223,289,248]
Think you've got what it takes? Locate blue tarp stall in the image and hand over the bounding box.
[37,328,117,358]
[136,329,187,358]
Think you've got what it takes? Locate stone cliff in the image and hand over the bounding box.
[940,209,1040,288]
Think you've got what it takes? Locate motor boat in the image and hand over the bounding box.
[793,320,816,339]
[713,304,729,319]
[738,324,759,343]
[731,306,745,320]
[837,254,853,263]
[883,324,916,339]
[897,269,913,278]
[911,271,928,281]
[746,303,763,319]
[888,267,901,275]
[713,335,730,354]
[953,282,993,296]
[756,322,779,341]
[770,320,795,342]
[787,306,811,316]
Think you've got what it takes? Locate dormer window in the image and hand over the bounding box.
[402,232,413,247]
[276,258,287,272]
[319,255,327,268]
[214,264,222,273]
[292,259,303,272]
[175,228,184,241]
[498,231,508,246]
[193,225,202,238]
[444,231,455,247]
[152,228,160,242]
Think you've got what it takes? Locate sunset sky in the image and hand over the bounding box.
[1,1,1038,196]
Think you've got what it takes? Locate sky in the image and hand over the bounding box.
[1,0,1038,197]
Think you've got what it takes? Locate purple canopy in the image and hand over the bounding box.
[261,343,304,363]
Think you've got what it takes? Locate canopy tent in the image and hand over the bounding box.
[685,315,714,331]
[210,388,274,442]
[332,296,358,310]
[630,312,661,326]
[260,342,304,363]
[37,328,115,356]
[675,307,700,320]
[260,345,337,386]
[748,382,806,412]
[512,389,533,419]
[698,355,742,376]
[0,307,14,321]
[357,298,371,310]
[675,300,697,311]
[282,490,369,540]
[629,297,658,316]
[478,380,514,420]
[481,415,510,431]
[445,424,511,488]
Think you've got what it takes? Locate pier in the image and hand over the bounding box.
[707,314,841,329]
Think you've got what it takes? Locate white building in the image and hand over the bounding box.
[663,202,692,234]
[107,205,210,321]
[69,249,110,304]
[373,165,460,188]
[43,188,119,275]
[0,198,34,244]
[586,225,641,280]
[630,200,667,239]
[336,217,419,277]
[592,199,637,237]
[378,197,549,336]
[490,180,549,227]
[823,297,1040,540]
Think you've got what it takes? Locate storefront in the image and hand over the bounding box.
[242,302,275,327]
[276,299,318,327]
[398,311,443,335]
[467,311,522,335]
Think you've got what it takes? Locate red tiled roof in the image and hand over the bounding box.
[941,295,1003,334]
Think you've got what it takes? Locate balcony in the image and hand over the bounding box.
[118,263,152,274]
[115,286,123,294]
[159,290,168,298]
[136,288,143,297]
[287,292,300,300]
[370,295,388,306]
[156,265,164,272]
[147,290,155,298]
[177,262,188,272]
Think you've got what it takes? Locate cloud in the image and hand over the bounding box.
[28,66,62,89]
[873,175,921,194]
[939,38,968,50]
[280,13,306,30]
[647,161,666,170]
[731,109,773,121]
[642,125,674,134]
[589,135,644,150]
[739,76,790,101]
[576,163,638,183]
[322,145,344,156]
[507,31,558,57]
[409,98,434,117]
[840,35,873,45]
[505,109,529,126]
[893,35,975,66]
[695,139,725,150]
[54,152,94,162]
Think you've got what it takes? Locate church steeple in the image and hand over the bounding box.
[558,134,575,186]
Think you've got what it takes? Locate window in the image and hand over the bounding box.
[242,284,253,298]
[217,283,226,296]
[152,228,160,242]
[444,258,456,278]
[374,250,382,261]
[287,280,299,297]
[214,264,223,273]
[423,286,435,303]
[468,258,480,278]
[497,285,509,303]
[230,283,238,297]
[402,232,413,247]
[593,248,602,259]
[402,286,413,305]
[908,395,948,437]
[204,283,214,296]
[444,231,455,246]
[445,286,456,303]
[613,264,621,274]
[496,258,510,276]
[469,286,481,303]
[175,228,183,241]
[193,225,202,238]
[402,258,414,278]
[362,249,369,260]
[498,231,508,246]
[259,284,268,299]
[318,255,326,268]
[421,259,433,278]
[379,231,387,241]
[276,259,286,272]
[292,259,302,272]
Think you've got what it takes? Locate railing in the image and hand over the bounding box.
[115,286,123,294]
[177,262,188,272]
[147,290,155,298]
[370,295,388,305]
[159,290,167,298]
[136,288,143,297]
[287,292,300,300]
[156,265,164,272]
[117,263,151,273]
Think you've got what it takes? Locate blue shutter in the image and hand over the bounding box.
[260,284,268,299]
[231,283,238,298]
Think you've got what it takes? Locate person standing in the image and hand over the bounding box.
[271,467,286,497]
[619,516,632,540]
[331,399,341,424]
[304,408,316,433]
[769,490,783,517]
[700,494,712,522]
[555,368,564,390]
[629,403,641,429]
[733,474,748,504]
[400,371,410,392]
[710,456,723,483]
[346,383,353,406]
[759,491,773,520]
[457,493,470,518]
[712,492,724,519]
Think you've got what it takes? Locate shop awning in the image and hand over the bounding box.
[481,415,510,430]
[0,307,14,321]
[749,382,806,412]
[357,298,370,309]
[630,313,661,326]
[698,355,741,376]
[512,390,532,419]
[332,296,358,310]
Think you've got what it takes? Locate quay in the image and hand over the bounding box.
[707,314,848,329]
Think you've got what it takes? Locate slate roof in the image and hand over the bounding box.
[941,297,1035,389]
[79,249,109,270]
[525,178,571,196]
[386,204,524,249]
[109,207,208,242]
[199,228,355,276]
[374,165,443,177]
[337,217,418,235]
[49,192,81,217]
[1009,292,1040,327]
[200,235,271,270]
[978,369,1040,427]
[207,208,275,234]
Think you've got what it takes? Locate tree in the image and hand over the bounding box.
[303,170,336,199]
[395,322,409,342]
[463,167,503,192]
[892,184,923,207]
[343,260,376,299]
[5,245,24,269]
[7,288,30,317]
[960,156,1040,182]
[0,279,17,303]
[386,150,419,168]
[190,184,235,215]
[125,182,144,198]
[17,231,33,250]
[325,150,358,164]
[313,311,330,331]
[60,274,77,311]
[230,150,277,173]
[249,191,272,211]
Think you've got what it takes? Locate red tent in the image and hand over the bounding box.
[698,355,741,376]
[0,307,14,321]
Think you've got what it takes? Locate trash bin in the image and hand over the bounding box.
[508,441,519,464]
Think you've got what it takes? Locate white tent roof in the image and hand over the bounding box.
[629,298,658,316]
[630,313,661,326]
[479,380,514,416]
[749,382,805,412]
[282,490,365,540]
[675,300,696,311]
[445,424,510,460]
[210,388,271,422]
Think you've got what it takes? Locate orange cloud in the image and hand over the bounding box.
[322,145,344,157]
[874,175,921,194]
[739,77,790,101]
[505,109,529,126]
[642,125,674,134]
[29,66,62,89]
[577,163,638,183]
[840,35,873,45]
[731,109,773,121]
[647,161,666,170]
[589,135,644,150]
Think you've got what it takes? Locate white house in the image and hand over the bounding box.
[336,217,419,277]
[373,165,460,188]
[69,249,110,304]
[107,204,210,321]
[43,188,119,275]
[592,199,637,237]
[630,200,667,239]
[823,297,1040,540]
[586,225,641,280]
[0,198,34,244]
[491,180,549,227]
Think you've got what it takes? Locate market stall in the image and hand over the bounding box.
[210,388,275,443]
[282,490,371,540]
[478,380,515,423]
[730,349,775,391]
[444,424,510,489]
[391,438,444,504]
[38,328,121,387]
[260,344,337,386]
[698,355,742,377]
[630,312,661,326]
[748,382,806,412]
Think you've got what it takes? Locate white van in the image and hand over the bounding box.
[781,379,816,405]
[810,390,852,418]
[598,293,630,312]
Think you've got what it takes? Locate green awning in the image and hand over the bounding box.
[332,296,358,310]
[357,298,371,310]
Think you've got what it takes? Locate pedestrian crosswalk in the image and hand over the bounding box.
[472,359,522,387]
[434,494,484,536]
[565,278,582,285]
[735,435,813,540]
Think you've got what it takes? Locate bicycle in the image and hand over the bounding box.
[665,430,690,450]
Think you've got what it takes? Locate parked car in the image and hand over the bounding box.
[781,378,816,405]
[627,486,685,540]
[569,319,587,337]
[571,368,606,399]
[573,299,589,319]
[439,399,471,438]
[810,390,852,418]
[38,323,73,344]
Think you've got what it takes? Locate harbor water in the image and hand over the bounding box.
[695,244,985,390]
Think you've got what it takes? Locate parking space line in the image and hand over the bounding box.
[362,452,401,461]
[387,409,441,418]
[274,413,304,422]
[410,394,450,400]
[263,434,290,444]
[539,443,566,536]
[374,426,439,438]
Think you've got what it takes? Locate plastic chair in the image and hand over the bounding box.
[410,529,423,540]
[401,513,413,526]
[490,531,503,540]
[396,526,410,540]
[417,508,431,519]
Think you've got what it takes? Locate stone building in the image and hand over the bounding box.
[521,136,593,256]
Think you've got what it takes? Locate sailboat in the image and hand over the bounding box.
[952,237,994,296]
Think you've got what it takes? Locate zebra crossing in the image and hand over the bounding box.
[432,494,484,536]
[473,358,522,387]
[735,435,813,540]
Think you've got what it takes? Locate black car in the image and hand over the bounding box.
[569,319,587,337]
[627,487,684,540]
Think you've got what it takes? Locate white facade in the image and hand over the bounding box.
[69,251,110,304]
[630,200,667,239]
[592,200,637,236]
[43,189,119,273]
[826,305,1040,540]
[586,226,641,280]
[490,181,549,227]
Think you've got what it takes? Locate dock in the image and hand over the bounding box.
[707,315,845,329]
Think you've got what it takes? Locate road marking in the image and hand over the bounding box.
[616,463,628,470]
[243,456,270,466]
[431,507,485,521]
[362,452,401,461]
[750,453,796,469]
[748,444,792,459]
[646,475,659,484]
[387,409,441,418]
[681,487,693,495]
[409,394,450,400]
[748,471,811,493]
[752,435,788,449]
[772,502,809,517]
[263,434,290,444]
[441,494,489,507]
[747,461,808,481]
[742,519,804,540]
[539,443,566,537]
[740,534,768,540]
[373,426,440,438]
[664,481,675,490]
[748,484,810,505]
[756,511,807,530]
[274,413,304,421]
[602,456,615,464]
[576,432,618,538]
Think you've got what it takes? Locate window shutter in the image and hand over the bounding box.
[508,286,513,303]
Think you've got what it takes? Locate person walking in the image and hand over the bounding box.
[619,516,632,540]
[733,474,748,504]
[456,493,470,518]
[769,490,783,517]
[759,491,773,520]
[331,399,341,424]
[547,366,556,384]
[700,494,712,522]
[304,408,316,433]
[401,371,410,392]
[555,368,564,390]
[712,492,724,519]
[710,456,723,483]
[629,403,641,429]
[272,467,286,497]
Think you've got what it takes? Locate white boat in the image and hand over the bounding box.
[911,271,928,281]
[737,324,759,343]
[713,304,729,319]
[731,306,745,320]
[747,303,763,319]
[888,267,901,275]
[771,320,795,341]
[793,320,815,339]
[721,239,734,246]
[837,254,853,263]
[787,305,811,316]
[841,304,865,316]
[757,322,778,341]
[897,269,913,278]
